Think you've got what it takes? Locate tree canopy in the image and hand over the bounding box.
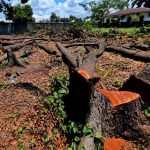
[0,0,29,20]
[80,0,129,21]
[12,4,35,23]
[131,0,150,8]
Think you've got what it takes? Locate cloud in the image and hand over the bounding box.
[11,0,89,21]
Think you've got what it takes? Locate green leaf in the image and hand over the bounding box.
[144,106,150,117]
[83,125,93,136]
[94,132,102,139]
[74,136,80,142]
[58,88,67,94]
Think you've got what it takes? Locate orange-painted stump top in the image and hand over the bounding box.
[78,70,90,80]
[104,138,132,150]
[97,89,140,107]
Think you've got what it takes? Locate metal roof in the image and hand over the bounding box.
[107,7,150,17]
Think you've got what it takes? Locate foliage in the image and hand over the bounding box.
[139,13,145,26]
[0,60,8,69]
[80,0,128,21]
[12,4,35,23]
[83,21,93,31]
[106,18,110,26]
[137,25,150,34]
[144,106,150,117]
[127,15,132,25]
[70,18,84,29]
[0,0,29,20]
[131,0,150,8]
[50,12,60,22]
[113,79,122,88]
[44,75,103,149]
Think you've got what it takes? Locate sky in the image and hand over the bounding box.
[0,0,91,21]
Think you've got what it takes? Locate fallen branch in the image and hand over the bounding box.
[56,42,78,68]
[106,46,150,62]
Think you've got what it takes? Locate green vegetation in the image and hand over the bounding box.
[144,106,150,117]
[13,4,35,23]
[43,75,103,149]
[0,60,8,70]
[92,27,138,34]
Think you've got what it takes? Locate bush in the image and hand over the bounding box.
[137,25,150,34]
[139,13,145,26]
[127,15,132,26]
[106,18,110,26]
[83,21,93,31]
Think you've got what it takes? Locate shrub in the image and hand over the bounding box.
[127,15,132,26]
[139,13,145,26]
[137,25,150,34]
[106,18,110,26]
[83,21,93,31]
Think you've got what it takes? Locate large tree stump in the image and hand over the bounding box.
[56,41,150,149]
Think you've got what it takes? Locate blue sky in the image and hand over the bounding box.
[0,0,90,21]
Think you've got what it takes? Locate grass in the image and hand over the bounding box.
[92,27,139,34]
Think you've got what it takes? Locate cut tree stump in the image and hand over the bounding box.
[56,41,150,150]
[121,64,150,106]
[7,49,26,67]
[0,49,32,63]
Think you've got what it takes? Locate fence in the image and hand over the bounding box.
[0,22,72,35]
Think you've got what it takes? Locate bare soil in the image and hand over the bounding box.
[0,30,149,149]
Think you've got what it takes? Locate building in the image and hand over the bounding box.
[104,7,150,25]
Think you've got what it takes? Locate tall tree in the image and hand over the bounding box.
[131,0,150,8]
[0,0,29,20]
[80,0,129,21]
[12,4,35,23]
[50,12,60,22]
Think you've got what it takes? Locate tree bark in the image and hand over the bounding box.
[121,64,150,106]
[0,49,32,64]
[56,41,150,149]
[106,46,150,62]
[7,49,26,67]
[3,39,33,52]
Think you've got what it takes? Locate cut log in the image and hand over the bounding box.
[0,36,49,41]
[1,40,23,46]
[56,41,150,150]
[106,46,150,62]
[65,43,99,48]
[129,44,150,51]
[38,44,59,56]
[3,39,33,52]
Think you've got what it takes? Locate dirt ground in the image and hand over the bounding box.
[0,30,149,149]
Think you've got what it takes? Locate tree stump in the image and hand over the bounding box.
[56,41,150,149]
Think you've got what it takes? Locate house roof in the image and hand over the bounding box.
[107,7,150,17]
